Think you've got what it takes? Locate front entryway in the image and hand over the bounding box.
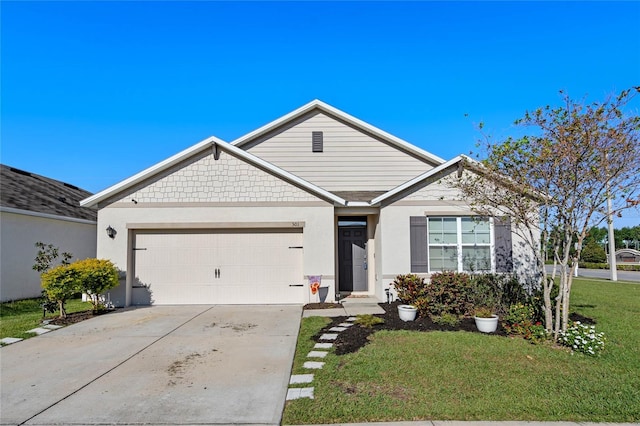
[337,217,368,292]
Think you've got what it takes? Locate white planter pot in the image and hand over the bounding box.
[398,305,418,322]
[474,315,499,333]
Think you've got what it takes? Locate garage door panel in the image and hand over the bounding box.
[133,230,304,305]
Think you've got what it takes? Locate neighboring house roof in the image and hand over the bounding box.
[81,137,348,208]
[616,248,640,256]
[0,164,97,222]
[231,99,446,167]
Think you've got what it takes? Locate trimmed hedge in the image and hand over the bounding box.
[578,262,640,271]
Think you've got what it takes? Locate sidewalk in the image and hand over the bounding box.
[289,422,639,426]
[302,296,385,317]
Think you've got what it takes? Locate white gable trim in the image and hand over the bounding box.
[80,137,346,208]
[231,99,446,166]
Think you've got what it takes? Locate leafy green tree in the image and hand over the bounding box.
[455,88,640,338]
[581,240,607,263]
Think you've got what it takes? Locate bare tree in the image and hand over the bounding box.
[455,88,640,338]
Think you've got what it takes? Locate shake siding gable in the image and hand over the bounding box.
[112,150,321,204]
[246,112,434,191]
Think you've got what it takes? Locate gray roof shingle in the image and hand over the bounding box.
[0,165,97,222]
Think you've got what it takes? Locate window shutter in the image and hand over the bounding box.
[312,131,323,152]
[494,216,513,273]
[410,216,428,272]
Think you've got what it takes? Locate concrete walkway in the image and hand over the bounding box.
[303,296,385,317]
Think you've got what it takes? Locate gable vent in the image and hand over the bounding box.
[312,131,323,153]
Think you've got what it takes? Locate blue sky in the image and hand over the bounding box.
[2,1,639,225]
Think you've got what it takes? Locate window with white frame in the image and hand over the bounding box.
[427,217,492,272]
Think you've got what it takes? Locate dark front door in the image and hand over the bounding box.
[338,217,368,292]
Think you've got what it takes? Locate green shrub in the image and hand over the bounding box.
[73,258,119,312]
[430,312,461,327]
[578,262,640,271]
[470,273,528,316]
[41,264,81,318]
[502,303,548,344]
[354,314,384,328]
[393,274,428,305]
[392,274,431,317]
[428,272,474,317]
[41,258,119,317]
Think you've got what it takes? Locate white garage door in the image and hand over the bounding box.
[133,229,305,305]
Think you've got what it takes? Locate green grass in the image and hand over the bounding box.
[283,278,640,423]
[0,297,93,340]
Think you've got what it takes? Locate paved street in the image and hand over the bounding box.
[546,266,640,282]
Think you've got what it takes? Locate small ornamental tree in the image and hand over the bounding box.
[455,88,640,339]
[33,242,73,273]
[41,264,81,318]
[74,259,119,312]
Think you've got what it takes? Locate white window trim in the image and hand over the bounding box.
[427,216,495,273]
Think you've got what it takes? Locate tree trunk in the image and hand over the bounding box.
[58,300,67,319]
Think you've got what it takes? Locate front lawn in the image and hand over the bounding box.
[283,278,640,423]
[0,297,93,341]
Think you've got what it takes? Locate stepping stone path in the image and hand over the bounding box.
[286,316,357,401]
[1,323,65,346]
[1,337,23,345]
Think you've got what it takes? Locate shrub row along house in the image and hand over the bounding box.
[80,100,537,307]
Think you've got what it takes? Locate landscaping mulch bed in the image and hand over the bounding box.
[312,301,507,355]
[46,309,112,326]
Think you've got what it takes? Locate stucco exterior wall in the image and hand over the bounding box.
[0,211,97,302]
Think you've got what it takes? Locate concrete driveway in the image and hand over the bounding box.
[1,305,302,425]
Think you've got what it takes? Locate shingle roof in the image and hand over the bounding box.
[1,164,97,222]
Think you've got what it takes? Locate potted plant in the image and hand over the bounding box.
[397,304,418,321]
[473,306,499,333]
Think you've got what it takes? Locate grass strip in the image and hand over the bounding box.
[0,298,92,340]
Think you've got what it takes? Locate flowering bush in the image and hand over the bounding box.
[560,321,606,356]
[502,303,548,344]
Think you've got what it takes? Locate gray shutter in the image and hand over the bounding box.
[312,131,323,152]
[410,216,428,273]
[494,216,513,273]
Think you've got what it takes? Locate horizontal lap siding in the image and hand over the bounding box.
[247,113,433,191]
